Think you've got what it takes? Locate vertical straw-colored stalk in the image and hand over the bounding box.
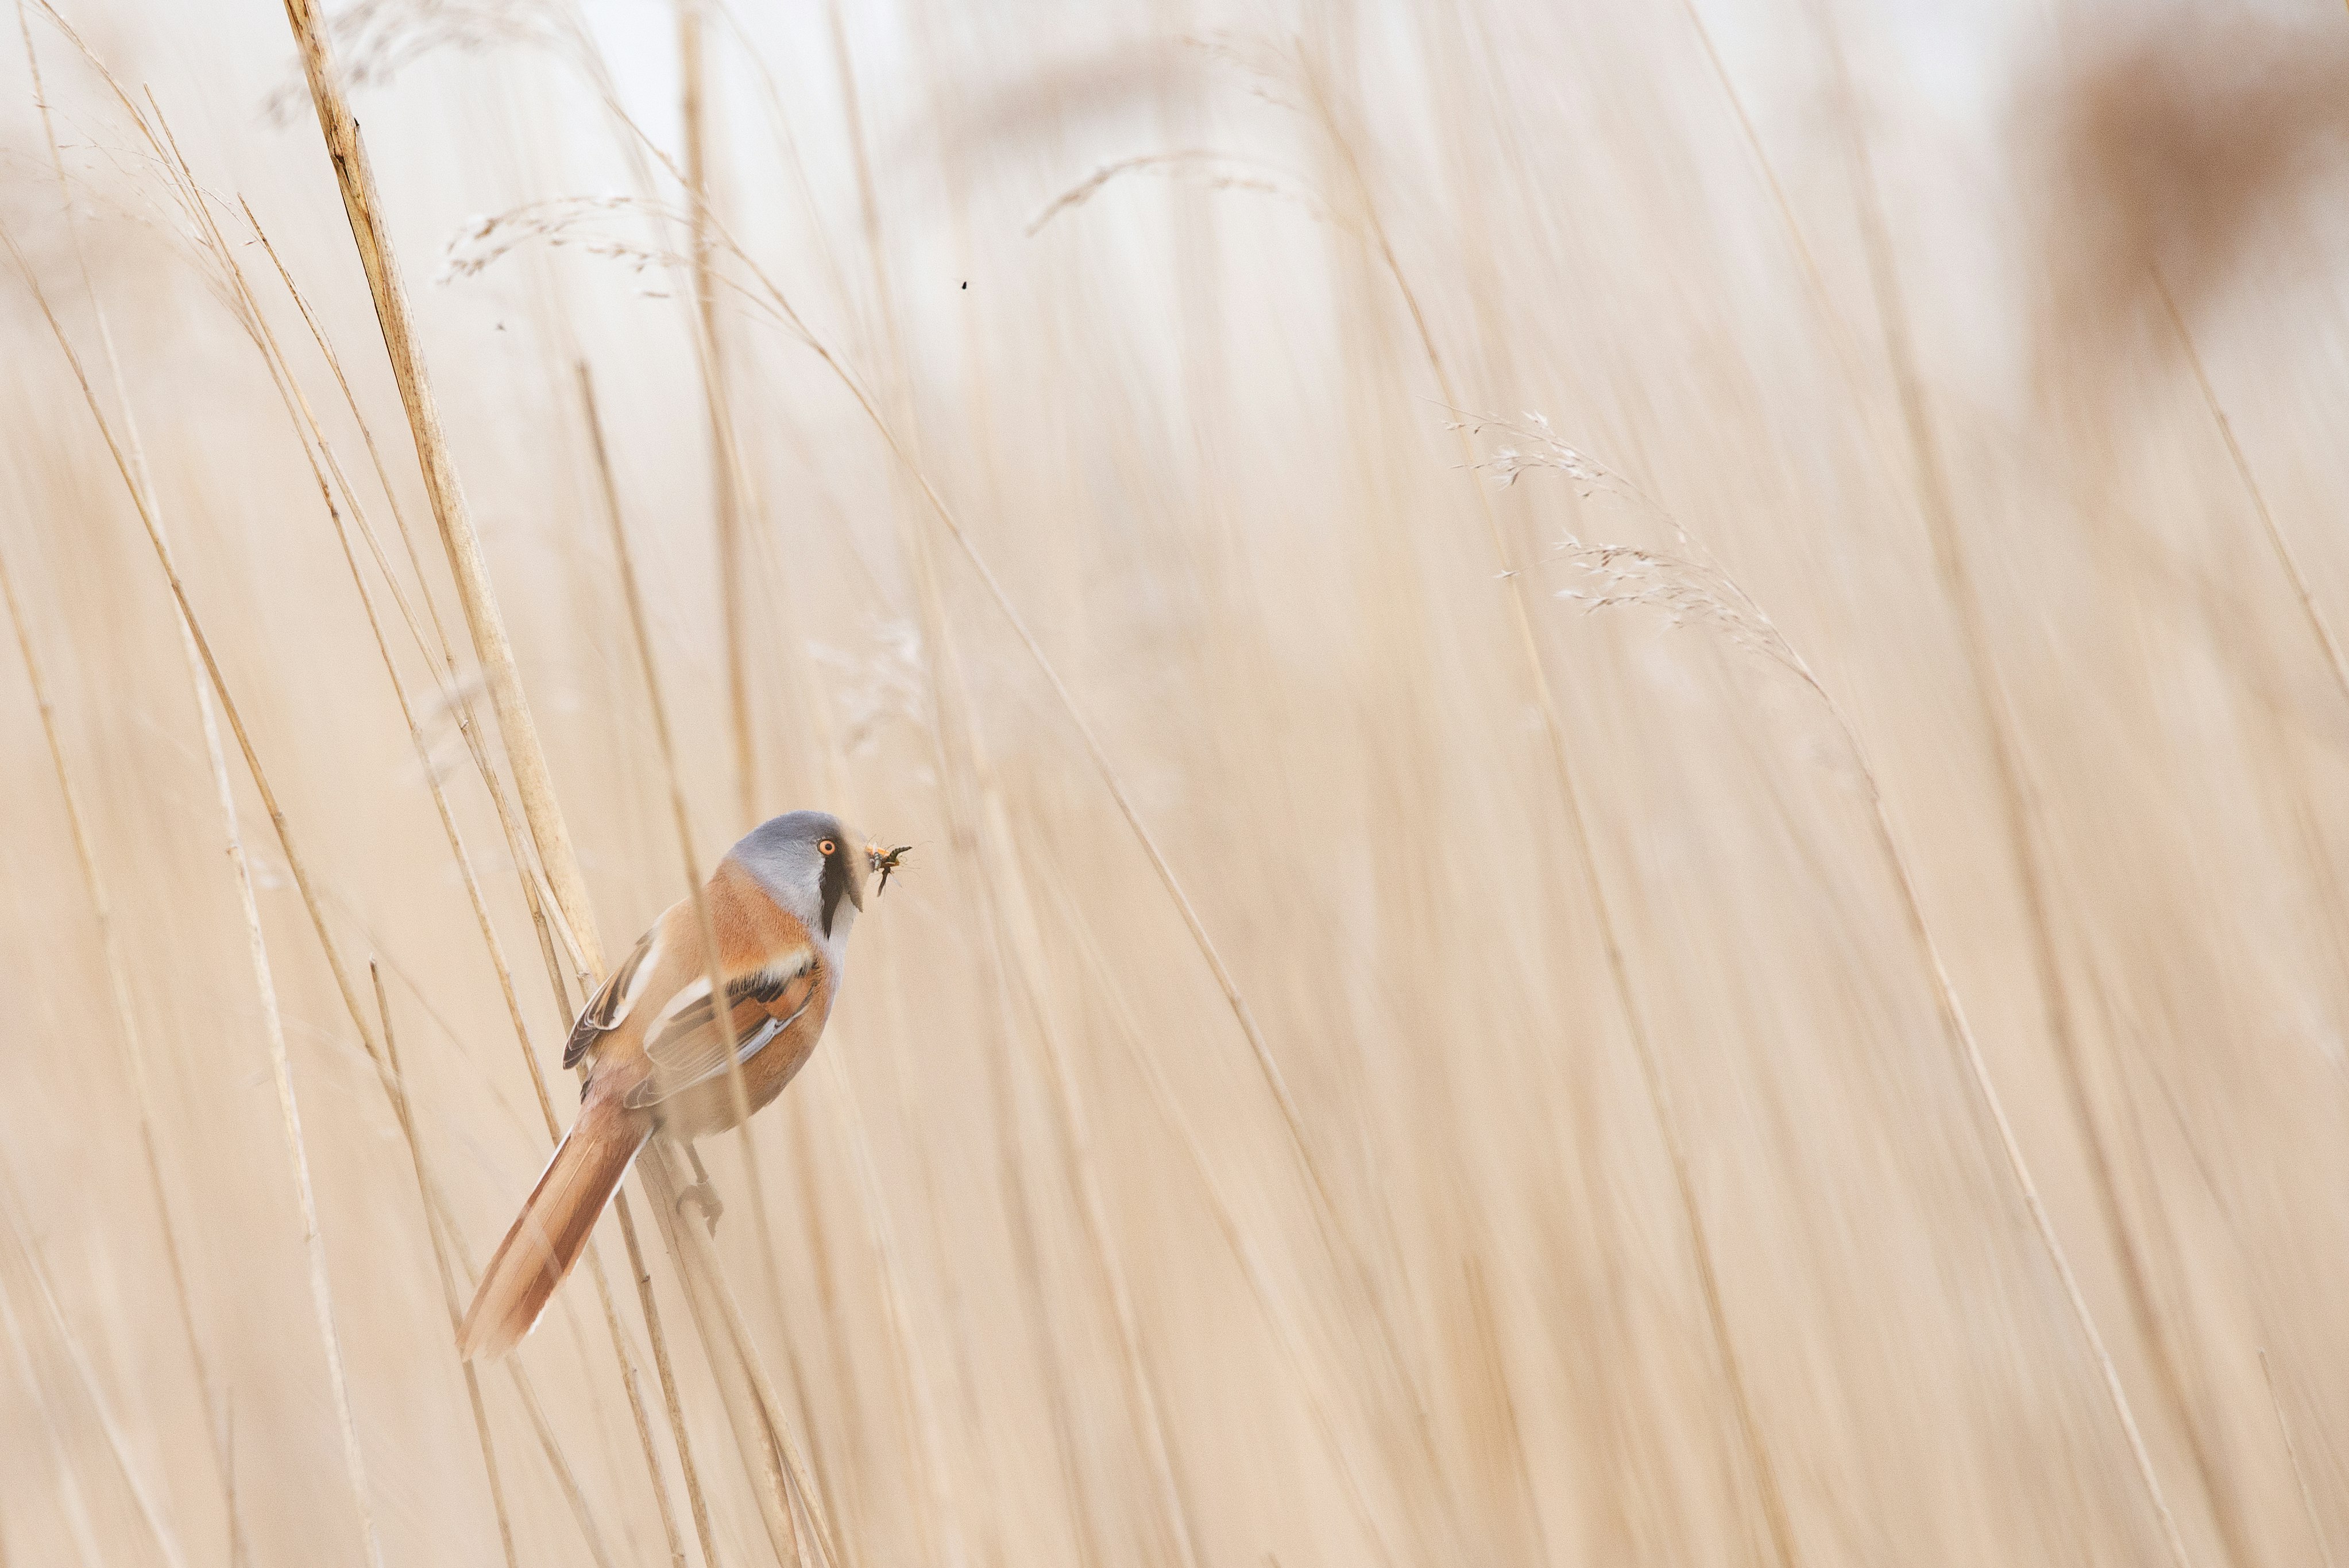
[976,786,1204,1568]
[676,0,756,828]
[1292,53,1800,1568]
[817,24,1204,1548]
[570,97,1361,1563]
[619,1188,718,1566]
[579,360,828,1568]
[0,224,385,1568]
[1512,436,2195,1568]
[1,1257,107,1566]
[275,0,599,972]
[810,24,1033,1562]
[2258,1350,2336,1568]
[1045,871,1408,1568]
[670,177,1418,1561]
[0,1177,187,1568]
[0,537,234,1528]
[2152,273,2349,711]
[1817,23,2249,1567]
[231,199,709,1568]
[1672,6,2199,1561]
[1850,746,2192,1568]
[269,14,815,1566]
[227,200,697,1568]
[370,964,520,1568]
[7,18,235,1538]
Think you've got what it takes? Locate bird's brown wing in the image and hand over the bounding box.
[562,924,660,1071]
[625,951,821,1110]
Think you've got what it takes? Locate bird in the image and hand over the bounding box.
[458,810,909,1360]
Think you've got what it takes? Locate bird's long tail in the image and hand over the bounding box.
[458,1095,648,1361]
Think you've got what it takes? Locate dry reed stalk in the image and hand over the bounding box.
[0,1221,111,1567]
[647,1129,856,1568]
[619,1187,719,1566]
[813,1047,970,1567]
[233,211,710,1568]
[271,17,820,1565]
[575,353,794,1353]
[22,10,387,1073]
[579,357,825,1567]
[0,222,389,1568]
[639,1144,807,1565]
[0,535,232,1515]
[7,23,235,1531]
[377,1106,625,1567]
[235,188,597,1013]
[1281,53,1800,1567]
[1045,871,1407,1568]
[2152,272,2349,712]
[1505,426,2196,1568]
[2258,1350,2336,1568]
[638,40,876,1509]
[809,30,1070,1563]
[1821,30,2251,1566]
[976,786,1204,1568]
[623,154,1397,1560]
[223,207,698,1568]
[276,0,602,974]
[504,1362,623,1568]
[0,1181,187,1568]
[153,101,687,1561]
[675,0,757,828]
[1675,14,2224,1557]
[370,965,520,1568]
[578,355,845,1568]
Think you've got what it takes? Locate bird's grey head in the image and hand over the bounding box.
[727,810,888,950]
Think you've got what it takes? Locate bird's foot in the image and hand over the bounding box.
[676,1181,724,1237]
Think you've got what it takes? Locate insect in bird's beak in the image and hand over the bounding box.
[867,842,912,896]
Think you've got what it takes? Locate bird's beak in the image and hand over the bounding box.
[866,842,911,898]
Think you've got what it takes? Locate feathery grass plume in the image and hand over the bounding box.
[1025,149,1333,237]
[1474,410,2198,1568]
[260,0,593,125]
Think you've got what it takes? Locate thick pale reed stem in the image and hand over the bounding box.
[272,14,833,1566]
[277,0,603,978]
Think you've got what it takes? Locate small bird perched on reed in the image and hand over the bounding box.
[459,810,909,1360]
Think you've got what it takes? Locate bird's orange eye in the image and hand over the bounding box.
[818,839,836,856]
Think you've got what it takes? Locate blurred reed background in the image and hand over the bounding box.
[3,0,2347,1563]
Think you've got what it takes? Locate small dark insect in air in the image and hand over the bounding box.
[960,280,967,289]
[871,842,913,895]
